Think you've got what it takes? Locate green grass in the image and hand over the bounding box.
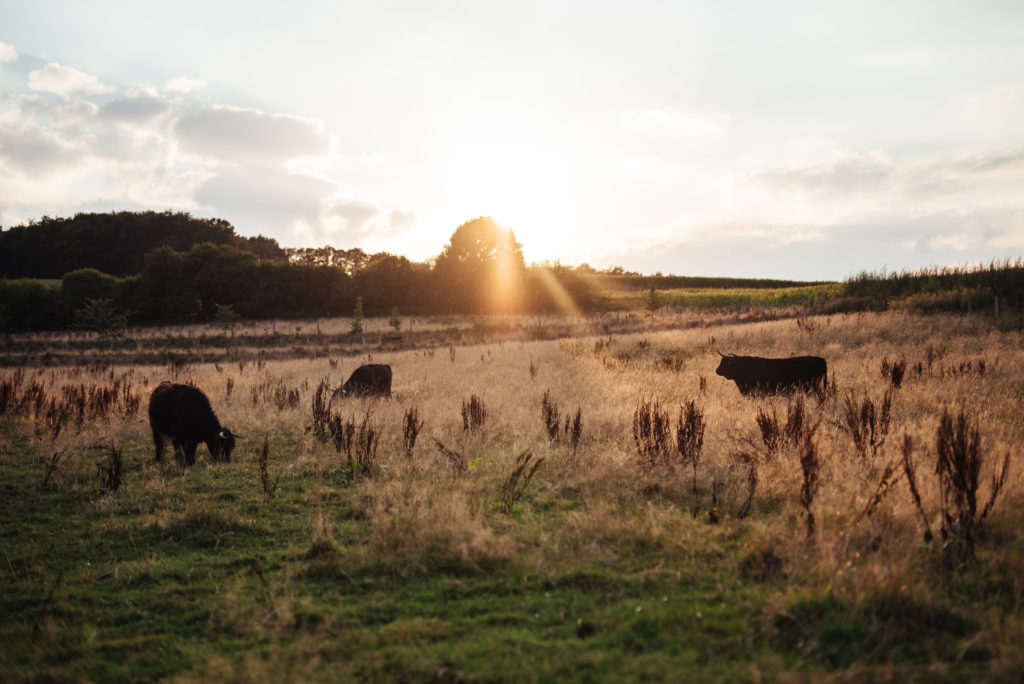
[0,427,1013,682]
[0,435,760,681]
[602,283,843,310]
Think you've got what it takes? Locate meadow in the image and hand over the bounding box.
[1,310,1022,681]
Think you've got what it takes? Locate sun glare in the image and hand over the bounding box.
[439,118,580,263]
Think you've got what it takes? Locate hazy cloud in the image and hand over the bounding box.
[330,200,381,232]
[173,106,331,167]
[99,93,172,125]
[164,76,205,93]
[327,200,417,240]
[750,150,1024,212]
[0,122,84,176]
[27,63,112,99]
[589,205,1024,281]
[0,61,404,248]
[194,169,337,238]
[0,42,17,63]
[752,153,894,198]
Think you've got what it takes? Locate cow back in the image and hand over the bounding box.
[148,382,224,441]
[342,364,392,397]
[716,354,827,395]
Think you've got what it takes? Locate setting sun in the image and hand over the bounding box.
[438,115,581,264]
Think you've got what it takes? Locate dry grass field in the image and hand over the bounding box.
[2,311,1022,681]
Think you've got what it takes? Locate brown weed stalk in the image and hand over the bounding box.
[900,434,934,542]
[541,390,561,440]
[96,442,123,493]
[842,386,893,461]
[734,451,758,519]
[259,434,278,501]
[499,450,544,513]
[403,406,424,457]
[798,433,820,539]
[633,399,672,471]
[433,439,466,472]
[676,400,706,496]
[462,395,487,432]
[567,407,583,455]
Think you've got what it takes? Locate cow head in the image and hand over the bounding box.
[212,428,237,462]
[715,351,738,379]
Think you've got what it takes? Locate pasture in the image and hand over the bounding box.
[1,311,1022,681]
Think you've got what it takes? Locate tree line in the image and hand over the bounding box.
[5,211,1013,333]
[0,213,605,332]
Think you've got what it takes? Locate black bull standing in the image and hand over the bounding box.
[148,382,238,465]
[715,353,828,396]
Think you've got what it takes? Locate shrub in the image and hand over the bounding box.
[462,395,487,432]
[880,357,907,389]
[633,399,672,471]
[842,387,893,461]
[934,407,1010,562]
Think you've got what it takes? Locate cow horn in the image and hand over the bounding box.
[717,350,726,357]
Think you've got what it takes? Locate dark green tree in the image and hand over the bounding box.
[61,268,119,314]
[72,298,129,340]
[355,253,431,314]
[0,279,65,331]
[642,286,666,320]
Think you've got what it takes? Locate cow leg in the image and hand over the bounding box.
[184,441,198,467]
[171,439,185,465]
[152,428,165,462]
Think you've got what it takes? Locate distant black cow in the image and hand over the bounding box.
[148,382,238,465]
[331,364,392,398]
[715,353,827,396]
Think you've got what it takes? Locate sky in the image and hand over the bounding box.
[1,1,1023,280]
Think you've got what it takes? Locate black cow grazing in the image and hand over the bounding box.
[331,363,392,398]
[148,382,238,466]
[715,353,827,396]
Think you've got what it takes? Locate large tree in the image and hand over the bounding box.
[432,217,527,314]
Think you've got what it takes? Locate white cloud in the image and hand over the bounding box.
[326,200,416,240]
[0,42,17,63]
[194,169,338,242]
[0,65,402,246]
[164,76,206,93]
[27,63,112,99]
[173,106,331,167]
[751,151,895,198]
[0,122,85,176]
[100,93,172,126]
[47,100,101,128]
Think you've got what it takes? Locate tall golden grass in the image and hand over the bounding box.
[3,311,1022,610]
